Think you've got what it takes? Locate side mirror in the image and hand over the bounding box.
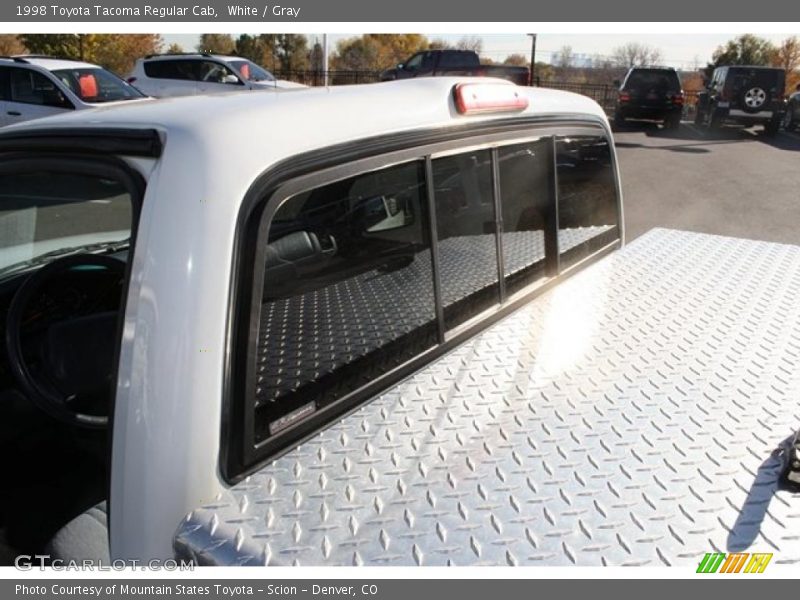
[613,79,621,87]
[396,63,404,70]
[222,74,240,84]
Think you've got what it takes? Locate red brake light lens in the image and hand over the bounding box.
[618,91,631,102]
[454,82,529,115]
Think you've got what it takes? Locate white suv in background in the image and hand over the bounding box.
[0,55,146,126]
[127,53,306,97]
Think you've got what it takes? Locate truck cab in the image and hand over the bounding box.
[0,78,797,567]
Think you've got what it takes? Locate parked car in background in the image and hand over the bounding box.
[127,53,306,97]
[0,55,146,126]
[695,65,785,135]
[784,82,800,131]
[612,66,684,129]
[380,49,529,86]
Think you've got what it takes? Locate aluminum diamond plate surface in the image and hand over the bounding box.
[257,227,611,405]
[175,228,800,566]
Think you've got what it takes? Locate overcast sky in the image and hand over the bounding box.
[162,33,795,70]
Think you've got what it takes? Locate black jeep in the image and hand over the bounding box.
[695,65,786,135]
[613,67,684,129]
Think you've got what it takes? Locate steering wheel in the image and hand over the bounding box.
[5,254,126,429]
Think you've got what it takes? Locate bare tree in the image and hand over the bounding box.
[611,42,664,68]
[455,35,482,54]
[552,45,575,70]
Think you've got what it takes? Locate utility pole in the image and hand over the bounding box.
[322,34,329,87]
[528,33,537,87]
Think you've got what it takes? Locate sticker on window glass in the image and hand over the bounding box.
[268,402,316,436]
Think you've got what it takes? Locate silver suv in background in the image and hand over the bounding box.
[127,53,306,97]
[0,55,146,126]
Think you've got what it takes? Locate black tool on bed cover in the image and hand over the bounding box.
[779,429,800,493]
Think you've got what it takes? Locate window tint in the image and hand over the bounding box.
[52,68,143,102]
[253,161,436,442]
[432,149,499,329]
[498,139,554,295]
[625,70,680,92]
[8,68,72,108]
[438,51,471,68]
[0,67,9,101]
[404,53,423,70]
[143,59,198,81]
[556,135,619,267]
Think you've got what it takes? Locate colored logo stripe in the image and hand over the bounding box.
[744,553,772,574]
[697,552,772,574]
[697,553,726,573]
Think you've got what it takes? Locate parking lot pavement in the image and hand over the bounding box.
[614,122,800,245]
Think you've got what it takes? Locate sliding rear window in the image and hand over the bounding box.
[229,124,621,478]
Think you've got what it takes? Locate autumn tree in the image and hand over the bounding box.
[772,36,800,93]
[331,34,429,71]
[0,34,24,55]
[197,34,235,55]
[611,42,664,68]
[503,53,528,66]
[166,43,183,54]
[89,34,162,75]
[20,33,162,75]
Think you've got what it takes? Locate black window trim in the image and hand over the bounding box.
[222,115,623,482]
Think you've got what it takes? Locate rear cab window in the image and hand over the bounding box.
[226,121,621,479]
[624,69,681,92]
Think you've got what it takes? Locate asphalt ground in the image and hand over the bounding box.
[614,121,800,245]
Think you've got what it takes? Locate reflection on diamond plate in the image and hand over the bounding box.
[175,229,800,566]
[257,227,611,406]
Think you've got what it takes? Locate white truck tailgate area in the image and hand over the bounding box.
[174,228,800,566]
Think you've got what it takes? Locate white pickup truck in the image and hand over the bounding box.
[0,78,797,567]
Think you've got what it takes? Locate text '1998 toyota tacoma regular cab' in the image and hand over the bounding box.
[0,78,797,567]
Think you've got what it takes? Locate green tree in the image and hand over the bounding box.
[710,34,776,69]
[197,34,235,55]
[234,34,263,63]
[19,33,162,74]
[20,34,84,58]
[276,34,309,71]
[89,34,163,75]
